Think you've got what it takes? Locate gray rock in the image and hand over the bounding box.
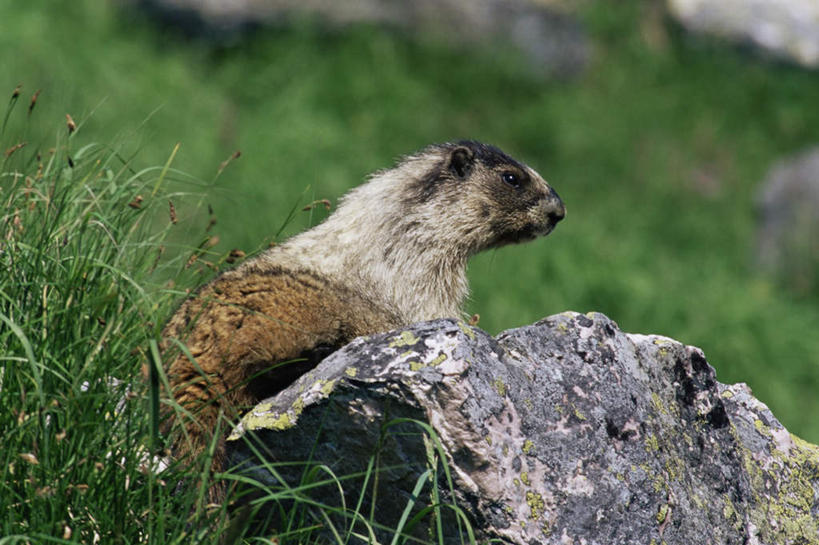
[756,147,819,292]
[128,0,589,77]
[228,312,819,544]
[667,0,819,68]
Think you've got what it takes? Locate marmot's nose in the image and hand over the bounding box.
[546,187,566,223]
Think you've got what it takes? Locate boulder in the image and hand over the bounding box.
[756,146,819,293]
[667,0,819,68]
[128,0,589,77]
[228,312,819,544]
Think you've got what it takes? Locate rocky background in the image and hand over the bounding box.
[128,0,591,76]
[228,313,819,544]
[128,0,819,292]
[668,0,819,68]
[128,0,819,70]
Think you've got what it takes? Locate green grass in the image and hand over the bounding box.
[2,0,819,536]
[0,100,187,541]
[0,102,471,542]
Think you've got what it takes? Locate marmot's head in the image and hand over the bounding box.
[289,141,565,320]
[397,140,565,254]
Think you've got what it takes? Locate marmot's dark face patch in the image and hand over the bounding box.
[478,156,565,249]
[396,141,564,250]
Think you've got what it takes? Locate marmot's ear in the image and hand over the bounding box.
[448,146,474,179]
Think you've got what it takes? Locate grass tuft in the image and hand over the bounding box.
[0,90,263,542]
[0,92,475,544]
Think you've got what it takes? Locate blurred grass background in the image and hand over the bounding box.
[2,0,818,443]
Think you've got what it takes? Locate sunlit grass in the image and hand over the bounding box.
[3,0,819,440]
[0,96,475,543]
[0,91,215,542]
[2,5,819,541]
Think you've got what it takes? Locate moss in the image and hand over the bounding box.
[652,338,675,358]
[457,320,476,340]
[722,494,741,531]
[740,429,819,543]
[572,405,587,421]
[291,397,305,417]
[540,522,552,537]
[526,491,545,520]
[429,352,447,366]
[754,418,771,437]
[389,330,420,348]
[556,322,569,334]
[492,377,507,397]
[644,434,660,452]
[410,352,447,371]
[790,433,819,463]
[656,503,670,524]
[664,455,684,482]
[243,410,293,432]
[651,392,668,416]
[319,379,336,395]
[652,474,665,493]
[269,412,294,430]
[254,401,273,413]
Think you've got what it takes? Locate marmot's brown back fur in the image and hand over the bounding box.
[162,141,565,501]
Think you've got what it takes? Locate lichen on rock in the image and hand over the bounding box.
[228,312,819,544]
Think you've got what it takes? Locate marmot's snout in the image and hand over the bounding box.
[545,186,566,224]
[531,184,565,238]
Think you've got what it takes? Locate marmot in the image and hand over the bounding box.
[162,141,565,501]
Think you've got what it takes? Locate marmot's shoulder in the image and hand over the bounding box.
[163,262,398,343]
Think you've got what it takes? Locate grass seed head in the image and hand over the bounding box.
[128,195,143,209]
[28,89,40,113]
[225,248,245,264]
[4,141,26,157]
[302,198,332,212]
[66,113,76,134]
[19,452,39,465]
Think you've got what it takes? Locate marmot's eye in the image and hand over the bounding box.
[501,171,521,188]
